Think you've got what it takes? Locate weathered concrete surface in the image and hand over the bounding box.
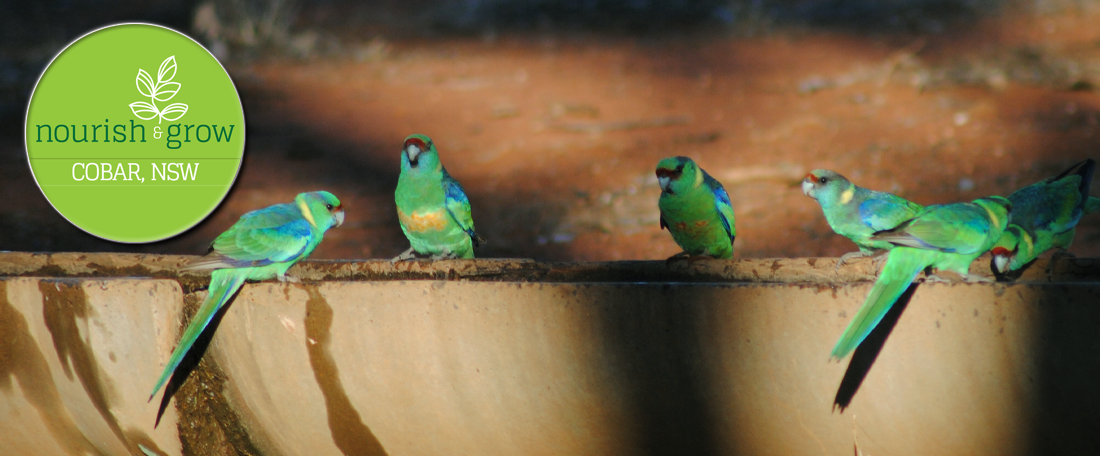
[213,281,1100,456]
[1,252,1099,456]
[2,251,1099,283]
[0,278,183,456]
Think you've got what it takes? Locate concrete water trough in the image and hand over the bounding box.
[1,251,1099,456]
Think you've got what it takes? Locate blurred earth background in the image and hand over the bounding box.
[1,0,1099,261]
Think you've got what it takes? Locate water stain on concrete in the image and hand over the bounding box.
[0,280,104,455]
[304,285,389,456]
[39,280,162,455]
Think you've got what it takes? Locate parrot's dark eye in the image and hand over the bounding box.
[325,204,334,210]
[819,177,827,184]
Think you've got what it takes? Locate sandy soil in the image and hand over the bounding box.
[3,5,1099,263]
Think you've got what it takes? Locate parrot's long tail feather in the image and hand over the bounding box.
[149,270,247,401]
[831,248,934,360]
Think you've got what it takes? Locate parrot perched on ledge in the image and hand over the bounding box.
[802,169,924,270]
[831,195,1011,360]
[991,158,1097,277]
[393,134,485,261]
[149,191,344,401]
[656,156,736,263]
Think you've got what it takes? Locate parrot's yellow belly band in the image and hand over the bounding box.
[674,220,711,233]
[399,208,450,233]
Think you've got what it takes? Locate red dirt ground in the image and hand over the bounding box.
[3,6,1099,263]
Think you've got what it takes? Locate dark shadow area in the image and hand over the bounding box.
[419,0,998,35]
[0,1,196,124]
[1027,284,1100,454]
[764,0,989,32]
[592,284,721,456]
[992,256,1035,282]
[833,282,917,412]
[427,0,732,33]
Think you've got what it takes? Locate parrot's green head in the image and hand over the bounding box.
[295,191,345,231]
[401,134,441,174]
[990,225,1031,274]
[656,156,703,196]
[802,169,855,208]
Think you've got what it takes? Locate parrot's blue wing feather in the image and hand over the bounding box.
[710,184,735,241]
[703,172,736,242]
[858,193,920,232]
[442,172,479,240]
[186,204,313,270]
[216,221,312,266]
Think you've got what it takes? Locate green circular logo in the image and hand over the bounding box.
[26,23,244,243]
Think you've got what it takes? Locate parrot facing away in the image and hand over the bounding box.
[831,195,1011,360]
[149,191,344,401]
[656,156,736,263]
[802,169,924,269]
[991,158,1097,277]
[393,134,484,260]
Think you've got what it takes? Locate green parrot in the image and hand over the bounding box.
[656,156,736,263]
[991,158,1096,276]
[150,191,344,401]
[831,195,1011,360]
[393,134,484,260]
[802,169,924,270]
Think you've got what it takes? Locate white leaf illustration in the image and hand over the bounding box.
[160,103,188,121]
[129,101,159,120]
[131,56,188,123]
[136,69,155,98]
[154,82,181,102]
[157,56,177,84]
